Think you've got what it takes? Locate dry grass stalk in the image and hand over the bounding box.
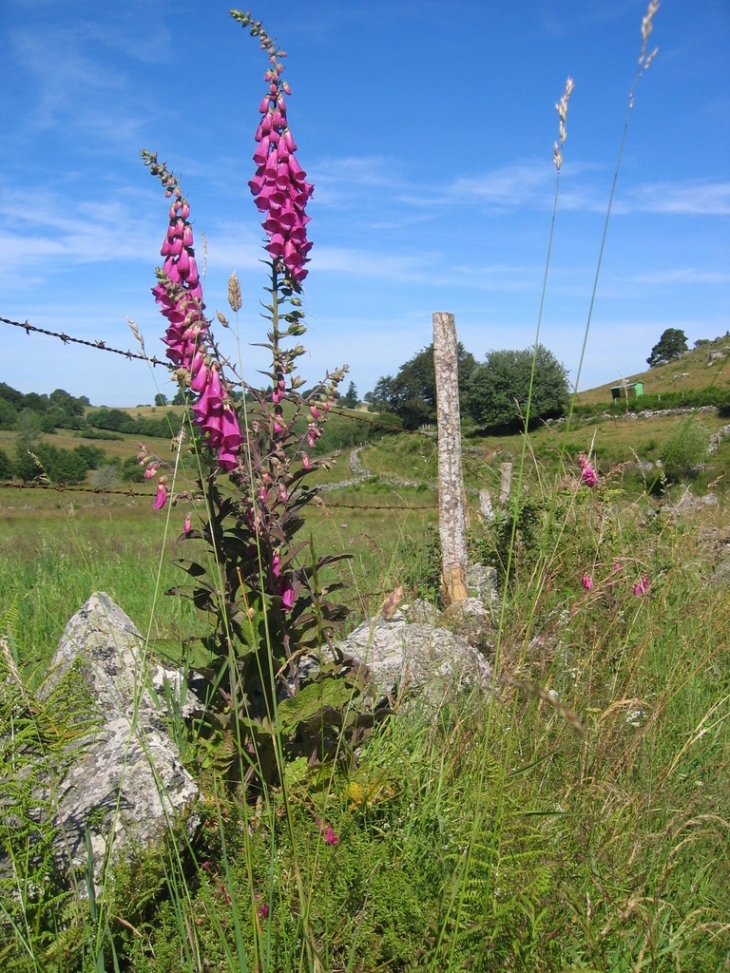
[228,271,243,313]
[126,317,146,355]
[554,76,574,171]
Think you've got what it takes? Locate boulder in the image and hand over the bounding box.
[38,592,198,884]
[334,608,492,705]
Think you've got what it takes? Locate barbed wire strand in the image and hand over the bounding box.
[0,480,439,510]
[0,315,169,367]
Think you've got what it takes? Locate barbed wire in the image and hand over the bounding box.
[1,313,431,436]
[0,315,170,368]
[0,480,438,510]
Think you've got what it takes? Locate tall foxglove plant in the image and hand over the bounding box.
[138,14,371,790]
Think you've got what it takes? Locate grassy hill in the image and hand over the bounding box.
[575,334,730,406]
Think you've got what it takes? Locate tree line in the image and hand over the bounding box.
[364,342,570,432]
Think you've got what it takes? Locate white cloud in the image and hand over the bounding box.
[629,268,730,285]
[623,180,730,215]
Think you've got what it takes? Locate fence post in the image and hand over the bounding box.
[500,462,512,506]
[479,488,494,523]
[433,311,468,605]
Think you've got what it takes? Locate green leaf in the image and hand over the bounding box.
[172,558,208,578]
[277,678,358,736]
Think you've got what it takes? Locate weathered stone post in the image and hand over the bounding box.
[479,488,494,523]
[500,462,513,506]
[433,312,468,605]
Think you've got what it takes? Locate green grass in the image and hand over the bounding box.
[2,461,729,971]
[575,333,730,406]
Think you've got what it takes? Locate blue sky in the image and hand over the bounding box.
[1,0,728,407]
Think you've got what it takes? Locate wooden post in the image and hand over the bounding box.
[433,312,468,605]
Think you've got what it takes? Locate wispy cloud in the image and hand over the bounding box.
[629,268,730,285]
[0,187,158,280]
[620,180,730,215]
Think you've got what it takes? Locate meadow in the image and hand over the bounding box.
[1,407,730,971]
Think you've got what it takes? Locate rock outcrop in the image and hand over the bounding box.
[334,606,493,705]
[38,592,198,884]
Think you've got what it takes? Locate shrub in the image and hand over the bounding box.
[466,344,569,431]
[0,449,13,479]
[660,417,710,481]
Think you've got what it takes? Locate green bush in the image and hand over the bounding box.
[0,449,13,480]
[466,344,569,431]
[660,417,710,481]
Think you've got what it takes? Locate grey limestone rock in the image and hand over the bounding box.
[335,609,492,704]
[39,592,199,882]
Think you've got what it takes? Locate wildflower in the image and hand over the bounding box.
[247,43,313,285]
[579,455,598,487]
[316,818,339,845]
[183,514,192,534]
[146,154,244,472]
[281,580,295,613]
[581,574,594,591]
[153,480,168,510]
[257,903,270,920]
[633,576,650,596]
[613,562,622,572]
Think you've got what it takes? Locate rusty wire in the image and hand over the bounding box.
[0,315,169,368]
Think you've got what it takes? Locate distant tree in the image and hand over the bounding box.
[15,408,45,446]
[466,344,569,431]
[154,392,168,407]
[49,388,86,417]
[694,338,710,349]
[90,464,121,492]
[0,399,18,430]
[367,343,477,430]
[341,381,358,409]
[14,443,42,482]
[647,328,688,367]
[0,383,24,409]
[21,392,50,412]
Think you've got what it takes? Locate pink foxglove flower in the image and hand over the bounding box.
[148,160,244,473]
[315,818,339,845]
[281,580,295,613]
[633,576,650,596]
[248,49,313,285]
[579,455,598,487]
[153,480,168,510]
[581,574,594,591]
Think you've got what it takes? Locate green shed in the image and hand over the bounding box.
[611,381,644,401]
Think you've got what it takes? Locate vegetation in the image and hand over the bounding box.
[647,327,689,367]
[366,342,477,430]
[2,4,728,969]
[2,443,729,970]
[465,344,569,431]
[660,415,710,482]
